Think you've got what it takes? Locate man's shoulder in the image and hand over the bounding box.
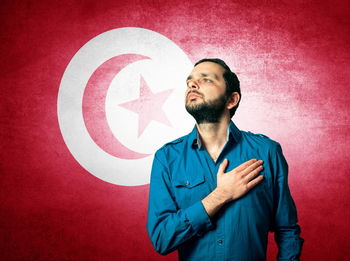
[163,136,187,147]
[241,130,281,151]
[155,133,189,155]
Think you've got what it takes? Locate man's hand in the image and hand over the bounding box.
[217,158,264,202]
[202,159,264,217]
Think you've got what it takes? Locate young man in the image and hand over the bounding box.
[147,58,303,260]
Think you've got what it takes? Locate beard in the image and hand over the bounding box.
[185,92,227,124]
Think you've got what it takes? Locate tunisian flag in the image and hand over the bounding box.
[1,0,349,260]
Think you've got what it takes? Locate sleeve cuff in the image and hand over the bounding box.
[184,201,213,234]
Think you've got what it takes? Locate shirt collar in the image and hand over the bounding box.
[190,121,242,149]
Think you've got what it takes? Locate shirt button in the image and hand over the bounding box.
[185,181,190,186]
[217,240,223,245]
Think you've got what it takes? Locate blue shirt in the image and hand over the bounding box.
[147,121,303,260]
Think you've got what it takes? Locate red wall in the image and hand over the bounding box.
[1,0,349,260]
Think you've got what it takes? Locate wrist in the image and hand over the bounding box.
[201,188,229,218]
[211,187,232,205]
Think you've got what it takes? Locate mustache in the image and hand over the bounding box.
[187,90,203,98]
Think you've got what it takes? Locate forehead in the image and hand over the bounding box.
[189,62,225,79]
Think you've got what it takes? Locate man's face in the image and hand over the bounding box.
[185,62,228,123]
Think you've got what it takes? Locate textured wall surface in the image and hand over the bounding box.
[1,0,349,260]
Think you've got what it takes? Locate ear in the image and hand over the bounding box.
[226,92,240,110]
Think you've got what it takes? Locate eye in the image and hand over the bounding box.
[203,78,213,83]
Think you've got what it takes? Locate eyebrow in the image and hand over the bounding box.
[186,73,219,82]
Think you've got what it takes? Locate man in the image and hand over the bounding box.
[147,58,303,260]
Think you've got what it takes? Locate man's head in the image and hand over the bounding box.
[185,58,241,123]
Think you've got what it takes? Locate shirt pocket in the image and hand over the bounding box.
[172,174,209,209]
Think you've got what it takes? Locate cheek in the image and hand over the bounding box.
[206,89,224,100]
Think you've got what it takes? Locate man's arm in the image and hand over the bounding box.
[147,151,264,255]
[271,144,304,260]
[146,152,213,255]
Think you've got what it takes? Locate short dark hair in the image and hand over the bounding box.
[194,58,241,117]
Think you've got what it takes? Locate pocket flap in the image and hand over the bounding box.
[173,175,205,188]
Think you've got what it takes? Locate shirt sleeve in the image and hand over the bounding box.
[270,143,304,260]
[146,150,213,255]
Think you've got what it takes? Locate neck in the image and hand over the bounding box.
[196,115,230,151]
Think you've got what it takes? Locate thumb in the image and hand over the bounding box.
[218,159,228,175]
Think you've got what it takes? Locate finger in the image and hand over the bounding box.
[233,159,257,173]
[241,160,263,177]
[246,175,264,191]
[218,159,229,175]
[244,165,264,182]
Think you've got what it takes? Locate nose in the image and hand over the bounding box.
[187,79,199,90]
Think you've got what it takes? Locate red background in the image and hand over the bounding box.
[1,0,349,260]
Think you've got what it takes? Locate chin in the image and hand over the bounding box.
[186,99,203,107]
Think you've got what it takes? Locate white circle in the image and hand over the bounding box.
[57,27,193,186]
